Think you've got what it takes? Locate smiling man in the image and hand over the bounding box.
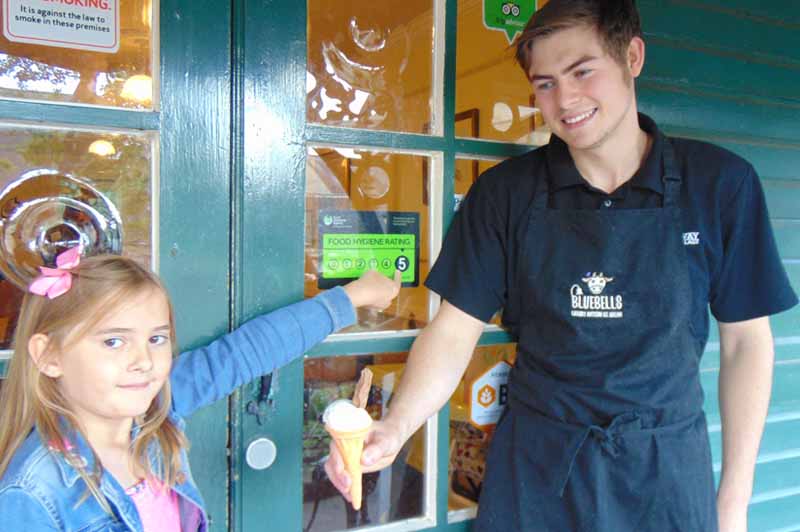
[325,1,798,530]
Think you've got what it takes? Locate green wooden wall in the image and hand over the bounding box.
[638,1,800,530]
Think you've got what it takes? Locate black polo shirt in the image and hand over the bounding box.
[426,114,797,342]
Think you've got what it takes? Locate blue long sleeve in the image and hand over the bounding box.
[169,287,355,417]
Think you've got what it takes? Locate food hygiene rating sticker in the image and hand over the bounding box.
[318,210,419,289]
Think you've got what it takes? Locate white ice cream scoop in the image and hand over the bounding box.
[323,399,373,432]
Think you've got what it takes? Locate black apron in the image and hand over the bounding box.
[474,140,718,531]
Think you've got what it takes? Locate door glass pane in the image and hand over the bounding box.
[307,0,434,134]
[306,146,432,332]
[0,0,156,109]
[448,343,516,518]
[304,353,426,531]
[0,124,156,350]
[455,0,551,144]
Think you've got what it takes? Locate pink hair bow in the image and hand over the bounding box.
[28,245,83,299]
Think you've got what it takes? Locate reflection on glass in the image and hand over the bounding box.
[0,0,156,109]
[307,0,434,133]
[306,146,431,332]
[455,0,551,144]
[0,170,123,289]
[304,353,425,531]
[448,343,516,516]
[0,125,155,349]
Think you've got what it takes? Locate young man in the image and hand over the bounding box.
[326,1,798,530]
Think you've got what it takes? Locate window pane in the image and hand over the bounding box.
[0,0,156,109]
[0,125,156,349]
[448,343,516,517]
[307,0,434,134]
[455,0,551,144]
[304,353,426,531]
[305,146,432,332]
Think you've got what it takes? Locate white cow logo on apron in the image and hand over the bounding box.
[570,272,624,319]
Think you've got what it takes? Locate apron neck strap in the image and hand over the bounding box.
[661,137,682,207]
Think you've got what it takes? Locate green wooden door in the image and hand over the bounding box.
[160,0,232,528]
[231,1,524,530]
[0,0,233,527]
[232,2,800,532]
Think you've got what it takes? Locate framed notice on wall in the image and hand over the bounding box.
[318,210,420,289]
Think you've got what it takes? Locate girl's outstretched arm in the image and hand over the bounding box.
[170,271,399,417]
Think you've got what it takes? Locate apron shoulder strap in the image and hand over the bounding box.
[661,137,682,207]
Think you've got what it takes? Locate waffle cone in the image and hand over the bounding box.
[326,423,371,510]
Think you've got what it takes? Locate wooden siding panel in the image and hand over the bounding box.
[773,221,800,259]
[645,43,800,104]
[764,180,800,218]
[673,0,800,26]
[703,361,800,429]
[641,0,800,61]
[749,495,800,532]
[640,86,800,144]
[626,1,800,529]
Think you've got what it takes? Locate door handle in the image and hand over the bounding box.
[245,437,277,470]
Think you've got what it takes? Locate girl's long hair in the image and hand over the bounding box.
[0,255,188,510]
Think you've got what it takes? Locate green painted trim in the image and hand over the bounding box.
[307,123,534,159]
[0,358,7,378]
[478,329,515,346]
[454,137,535,158]
[306,328,513,359]
[0,101,159,130]
[443,521,473,531]
[307,335,417,357]
[159,0,233,529]
[228,0,247,530]
[234,0,308,530]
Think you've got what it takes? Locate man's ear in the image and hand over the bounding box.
[627,36,646,78]
[28,333,62,378]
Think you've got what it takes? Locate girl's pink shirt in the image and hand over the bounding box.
[125,479,181,532]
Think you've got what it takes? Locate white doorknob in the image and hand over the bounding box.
[246,438,277,470]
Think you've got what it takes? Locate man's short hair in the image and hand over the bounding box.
[515,0,643,79]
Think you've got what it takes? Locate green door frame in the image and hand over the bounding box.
[0,0,234,527]
[160,0,232,528]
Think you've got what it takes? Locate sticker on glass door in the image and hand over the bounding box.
[318,210,419,288]
[482,0,537,43]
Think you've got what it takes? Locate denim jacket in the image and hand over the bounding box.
[0,287,355,532]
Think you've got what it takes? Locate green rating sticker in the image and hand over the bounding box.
[318,210,420,288]
[483,0,537,43]
[322,233,416,283]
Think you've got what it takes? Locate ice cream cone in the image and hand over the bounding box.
[326,424,371,510]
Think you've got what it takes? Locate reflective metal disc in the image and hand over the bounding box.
[0,169,123,289]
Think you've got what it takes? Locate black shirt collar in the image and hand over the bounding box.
[545,113,665,196]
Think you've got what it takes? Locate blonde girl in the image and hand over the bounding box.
[0,249,399,531]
